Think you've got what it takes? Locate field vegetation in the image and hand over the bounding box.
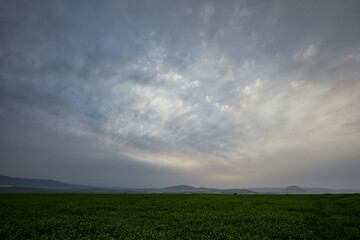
[1,194,359,239]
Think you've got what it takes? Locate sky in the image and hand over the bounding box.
[0,0,360,188]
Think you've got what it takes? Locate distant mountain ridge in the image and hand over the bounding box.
[283,186,306,194]
[162,185,195,191]
[0,175,86,189]
[1,175,359,194]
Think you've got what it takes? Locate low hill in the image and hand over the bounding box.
[162,185,196,191]
[156,185,256,194]
[1,175,359,194]
[0,175,85,189]
[283,186,306,194]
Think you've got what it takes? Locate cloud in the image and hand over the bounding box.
[201,2,215,22]
[0,0,360,188]
[294,44,318,61]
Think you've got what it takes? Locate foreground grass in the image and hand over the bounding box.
[0,194,359,239]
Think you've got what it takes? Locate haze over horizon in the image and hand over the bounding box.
[1,0,360,189]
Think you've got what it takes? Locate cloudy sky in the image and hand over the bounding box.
[1,0,360,188]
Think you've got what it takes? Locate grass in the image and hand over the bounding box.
[0,194,359,239]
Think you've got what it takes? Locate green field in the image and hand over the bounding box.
[1,194,359,239]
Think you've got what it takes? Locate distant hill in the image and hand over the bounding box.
[283,186,306,194]
[0,175,85,189]
[0,176,257,194]
[152,185,257,194]
[162,185,196,191]
[303,187,360,194]
[1,175,359,194]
